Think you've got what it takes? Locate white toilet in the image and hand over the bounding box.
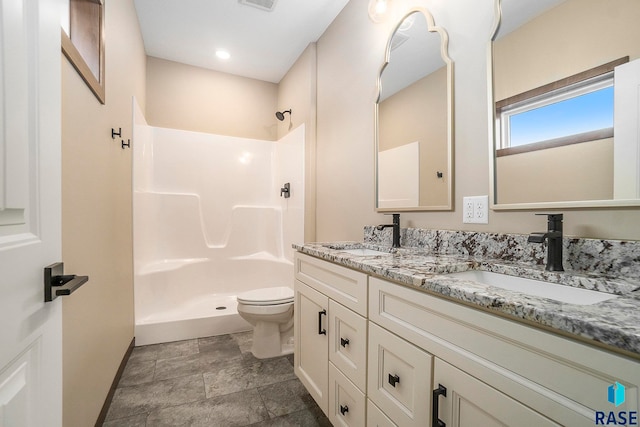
[236,286,294,359]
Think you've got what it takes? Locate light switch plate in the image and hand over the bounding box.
[462,195,489,224]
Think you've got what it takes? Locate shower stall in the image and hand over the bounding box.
[132,102,304,345]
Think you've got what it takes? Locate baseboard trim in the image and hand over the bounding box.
[95,337,135,426]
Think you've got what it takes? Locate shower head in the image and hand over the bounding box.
[275,109,291,121]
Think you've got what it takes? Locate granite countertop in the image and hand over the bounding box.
[293,241,640,358]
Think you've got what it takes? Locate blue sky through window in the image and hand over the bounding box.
[509,86,614,146]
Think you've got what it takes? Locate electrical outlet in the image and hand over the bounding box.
[462,198,474,222]
[462,195,489,224]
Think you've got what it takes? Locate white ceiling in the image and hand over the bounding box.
[133,0,350,83]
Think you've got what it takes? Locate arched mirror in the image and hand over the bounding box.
[490,0,640,209]
[375,9,453,211]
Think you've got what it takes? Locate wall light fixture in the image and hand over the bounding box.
[368,0,392,23]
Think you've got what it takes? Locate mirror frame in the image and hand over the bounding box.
[488,0,640,210]
[375,8,454,212]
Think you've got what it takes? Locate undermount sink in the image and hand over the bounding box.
[340,248,390,256]
[446,270,618,306]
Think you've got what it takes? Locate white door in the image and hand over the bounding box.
[0,0,63,426]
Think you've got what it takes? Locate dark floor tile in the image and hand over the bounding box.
[102,413,147,427]
[155,339,200,360]
[230,331,253,354]
[105,374,205,422]
[128,345,159,363]
[257,378,317,418]
[247,407,332,427]
[285,353,294,366]
[118,357,155,387]
[146,388,269,427]
[131,339,199,363]
[198,334,243,359]
[154,351,242,381]
[203,355,295,398]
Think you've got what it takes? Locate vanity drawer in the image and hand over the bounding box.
[367,399,397,427]
[295,253,368,315]
[329,363,366,427]
[367,322,432,427]
[329,300,367,391]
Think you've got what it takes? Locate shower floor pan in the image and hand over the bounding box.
[135,294,251,346]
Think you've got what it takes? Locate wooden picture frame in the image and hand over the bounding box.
[62,0,105,104]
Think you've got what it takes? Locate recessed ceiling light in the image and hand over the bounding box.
[215,50,231,60]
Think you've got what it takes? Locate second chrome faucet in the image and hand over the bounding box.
[376,213,401,248]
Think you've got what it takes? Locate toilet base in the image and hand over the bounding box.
[250,320,294,359]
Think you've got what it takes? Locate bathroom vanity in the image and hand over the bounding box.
[293,230,640,427]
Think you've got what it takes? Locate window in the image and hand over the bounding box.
[495,57,627,157]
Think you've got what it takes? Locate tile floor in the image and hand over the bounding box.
[103,332,331,426]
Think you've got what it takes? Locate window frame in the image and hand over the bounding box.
[494,57,628,158]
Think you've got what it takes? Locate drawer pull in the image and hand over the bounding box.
[318,309,327,335]
[432,384,447,427]
[340,404,349,416]
[388,373,400,387]
[340,337,350,347]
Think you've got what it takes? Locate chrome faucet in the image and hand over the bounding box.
[376,213,401,248]
[528,213,564,272]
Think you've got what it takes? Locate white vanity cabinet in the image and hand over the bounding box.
[369,277,640,427]
[294,253,640,426]
[294,253,368,425]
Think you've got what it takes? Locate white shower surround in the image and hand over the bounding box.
[133,101,304,345]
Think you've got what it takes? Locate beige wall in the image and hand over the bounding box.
[146,57,278,140]
[61,0,146,425]
[379,66,448,206]
[315,0,640,241]
[277,44,318,241]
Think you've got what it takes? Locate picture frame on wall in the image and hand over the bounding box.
[62,0,105,104]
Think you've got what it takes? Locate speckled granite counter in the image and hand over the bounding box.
[293,229,640,358]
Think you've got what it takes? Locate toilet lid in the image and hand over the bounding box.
[237,286,294,305]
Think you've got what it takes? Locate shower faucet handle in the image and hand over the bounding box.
[280,182,290,198]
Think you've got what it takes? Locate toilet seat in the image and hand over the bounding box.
[237,286,294,306]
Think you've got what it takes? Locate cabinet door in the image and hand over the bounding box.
[367,399,398,427]
[368,322,432,427]
[329,299,367,391]
[329,363,366,427]
[294,280,329,415]
[433,358,560,427]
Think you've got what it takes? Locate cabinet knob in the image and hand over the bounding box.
[340,404,349,416]
[340,337,350,347]
[388,373,400,387]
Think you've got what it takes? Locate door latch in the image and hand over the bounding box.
[44,262,89,302]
